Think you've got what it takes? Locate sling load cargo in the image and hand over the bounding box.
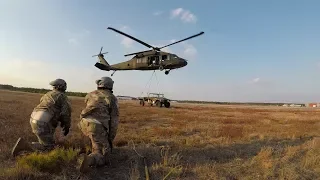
[138,71,171,108]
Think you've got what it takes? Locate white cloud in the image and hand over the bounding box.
[66,29,90,46]
[162,47,171,53]
[121,37,134,48]
[170,39,176,43]
[171,8,184,17]
[183,43,197,58]
[68,38,78,45]
[153,11,163,16]
[247,77,274,89]
[120,26,129,31]
[118,25,134,48]
[170,8,197,23]
[250,77,260,84]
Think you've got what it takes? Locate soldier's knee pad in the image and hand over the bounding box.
[30,119,53,136]
[37,134,55,145]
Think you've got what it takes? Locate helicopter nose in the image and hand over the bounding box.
[181,59,188,66]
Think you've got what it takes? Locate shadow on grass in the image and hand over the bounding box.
[79,136,314,180]
[2,134,315,180]
[179,136,314,165]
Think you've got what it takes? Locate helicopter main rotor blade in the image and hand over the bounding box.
[124,50,153,57]
[107,27,154,49]
[159,31,204,49]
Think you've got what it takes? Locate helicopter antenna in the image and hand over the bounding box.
[92,46,108,57]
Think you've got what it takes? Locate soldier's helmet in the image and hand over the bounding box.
[96,76,114,89]
[49,78,67,91]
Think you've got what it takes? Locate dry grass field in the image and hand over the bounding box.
[1,90,320,179]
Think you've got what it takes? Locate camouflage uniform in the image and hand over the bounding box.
[11,79,72,156]
[29,79,72,150]
[78,77,119,167]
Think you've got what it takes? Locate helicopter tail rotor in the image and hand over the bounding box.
[92,46,108,57]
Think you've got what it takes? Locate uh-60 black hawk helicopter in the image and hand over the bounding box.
[92,27,204,76]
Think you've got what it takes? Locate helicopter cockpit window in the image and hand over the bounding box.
[162,55,167,60]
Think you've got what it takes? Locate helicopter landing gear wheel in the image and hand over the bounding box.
[165,70,170,75]
[159,65,164,71]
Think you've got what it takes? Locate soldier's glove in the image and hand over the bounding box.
[61,122,70,136]
[63,127,69,136]
[60,121,65,128]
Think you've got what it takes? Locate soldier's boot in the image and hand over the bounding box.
[79,154,96,173]
[104,152,111,166]
[90,153,106,167]
[30,142,54,152]
[11,137,34,157]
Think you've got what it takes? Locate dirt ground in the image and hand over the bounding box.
[1,90,320,180]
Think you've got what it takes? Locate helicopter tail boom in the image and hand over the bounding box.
[95,54,116,71]
[94,62,111,71]
[92,46,115,71]
[97,54,110,66]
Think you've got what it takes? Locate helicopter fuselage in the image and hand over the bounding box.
[111,52,187,71]
[93,27,202,75]
[95,51,187,73]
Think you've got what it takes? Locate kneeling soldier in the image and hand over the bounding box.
[79,76,119,170]
[12,79,72,156]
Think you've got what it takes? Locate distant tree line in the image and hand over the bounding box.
[0,84,87,97]
[0,84,304,106]
[171,100,304,106]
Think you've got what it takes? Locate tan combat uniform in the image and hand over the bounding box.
[30,89,72,149]
[78,89,119,166]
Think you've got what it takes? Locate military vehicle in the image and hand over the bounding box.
[92,27,204,76]
[139,93,171,108]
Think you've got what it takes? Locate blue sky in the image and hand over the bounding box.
[1,0,320,103]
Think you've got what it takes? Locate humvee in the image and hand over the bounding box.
[139,93,170,108]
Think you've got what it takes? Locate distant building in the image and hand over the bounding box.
[116,96,135,100]
[283,103,304,107]
[290,104,302,107]
[306,103,318,107]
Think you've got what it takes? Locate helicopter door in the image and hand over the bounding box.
[154,56,160,65]
[150,56,159,65]
[149,56,159,65]
[148,57,154,66]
